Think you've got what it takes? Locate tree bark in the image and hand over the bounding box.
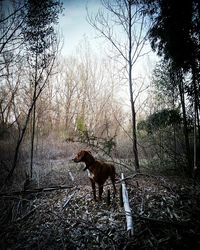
[128,1,140,172]
[30,94,36,179]
[30,53,38,179]
[5,75,48,182]
[191,63,198,178]
[177,71,192,174]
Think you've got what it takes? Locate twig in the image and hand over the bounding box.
[68,171,74,182]
[62,190,77,209]
[138,215,191,228]
[116,172,167,184]
[15,206,39,222]
[0,185,73,196]
[78,218,118,248]
[139,197,144,215]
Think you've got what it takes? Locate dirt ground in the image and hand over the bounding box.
[1,159,200,249]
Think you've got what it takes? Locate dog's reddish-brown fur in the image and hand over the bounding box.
[73,150,116,201]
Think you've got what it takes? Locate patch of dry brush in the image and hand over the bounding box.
[0,174,200,249]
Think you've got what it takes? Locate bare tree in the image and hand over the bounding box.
[87,0,150,171]
[49,40,124,146]
[0,1,25,129]
[3,0,62,182]
[23,0,62,179]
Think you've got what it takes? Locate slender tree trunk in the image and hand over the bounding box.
[5,104,35,182]
[131,99,140,171]
[5,76,48,182]
[192,63,198,178]
[178,71,192,174]
[30,93,36,179]
[197,107,200,143]
[87,0,145,171]
[172,79,177,169]
[30,53,38,179]
[128,1,140,172]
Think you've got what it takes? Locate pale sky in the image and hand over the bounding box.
[59,0,158,68]
[59,0,102,56]
[58,0,159,112]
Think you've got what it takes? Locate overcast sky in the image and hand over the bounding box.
[59,0,102,56]
[59,0,158,74]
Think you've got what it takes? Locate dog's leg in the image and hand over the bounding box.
[110,174,117,197]
[98,184,103,200]
[90,179,96,201]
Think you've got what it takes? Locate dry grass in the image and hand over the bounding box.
[1,174,200,249]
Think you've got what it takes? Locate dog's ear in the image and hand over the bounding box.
[81,150,91,156]
[79,150,84,156]
[75,150,85,161]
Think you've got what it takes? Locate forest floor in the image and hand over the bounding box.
[0,158,200,249]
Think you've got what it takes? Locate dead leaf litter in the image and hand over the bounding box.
[0,175,200,249]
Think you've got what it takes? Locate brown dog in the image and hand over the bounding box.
[73,150,116,201]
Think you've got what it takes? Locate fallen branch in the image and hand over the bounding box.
[68,171,74,182]
[121,173,134,236]
[117,211,191,228]
[15,206,39,222]
[62,190,77,209]
[138,215,191,228]
[116,172,165,184]
[0,185,73,197]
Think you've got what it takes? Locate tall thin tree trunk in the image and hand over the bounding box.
[30,52,38,179]
[128,1,140,172]
[178,71,192,174]
[171,76,177,169]
[5,74,47,182]
[30,94,36,179]
[5,103,35,182]
[192,63,198,178]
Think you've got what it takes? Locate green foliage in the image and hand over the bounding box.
[138,109,181,134]
[23,0,63,54]
[137,120,148,132]
[76,116,87,137]
[144,0,198,70]
[152,61,179,104]
[103,137,116,155]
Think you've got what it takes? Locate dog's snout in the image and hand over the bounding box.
[72,157,77,162]
[71,155,77,162]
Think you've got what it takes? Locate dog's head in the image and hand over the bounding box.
[73,150,89,163]
[73,150,94,170]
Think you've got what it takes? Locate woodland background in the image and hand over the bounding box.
[0,0,200,249]
[0,0,199,187]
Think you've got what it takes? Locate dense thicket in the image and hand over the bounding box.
[137,0,200,175]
